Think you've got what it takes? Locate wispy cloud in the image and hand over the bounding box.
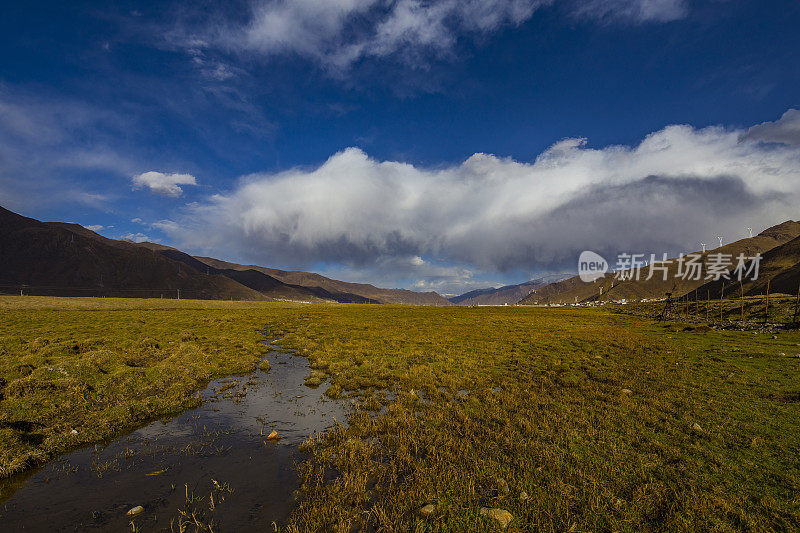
[159,110,800,290]
[572,0,689,23]
[0,88,135,211]
[171,0,689,73]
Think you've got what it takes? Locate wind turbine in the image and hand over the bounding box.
[717,236,723,248]
[747,227,753,238]
[700,243,707,253]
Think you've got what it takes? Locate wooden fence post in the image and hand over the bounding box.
[740,281,744,322]
[794,283,800,324]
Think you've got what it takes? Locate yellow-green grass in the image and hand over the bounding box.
[627,295,800,325]
[1,297,799,531]
[0,296,312,480]
[278,306,800,531]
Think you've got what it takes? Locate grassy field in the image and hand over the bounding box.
[1,296,799,531]
[625,294,800,325]
[0,296,309,480]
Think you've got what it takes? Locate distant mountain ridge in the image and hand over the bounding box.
[448,275,572,306]
[0,205,451,304]
[193,256,450,305]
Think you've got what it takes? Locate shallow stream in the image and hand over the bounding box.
[0,338,346,531]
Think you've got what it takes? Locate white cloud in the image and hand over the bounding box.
[222,0,552,70]
[160,109,800,286]
[741,109,800,145]
[85,224,104,231]
[120,232,152,243]
[131,171,198,197]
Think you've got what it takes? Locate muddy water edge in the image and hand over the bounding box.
[0,332,347,531]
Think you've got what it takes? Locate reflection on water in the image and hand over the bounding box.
[0,341,346,531]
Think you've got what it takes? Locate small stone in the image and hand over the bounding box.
[621,388,633,395]
[497,478,510,495]
[519,491,529,502]
[126,506,143,517]
[772,335,778,339]
[266,430,280,440]
[691,422,704,435]
[778,353,786,357]
[417,503,436,518]
[70,429,78,435]
[480,508,513,528]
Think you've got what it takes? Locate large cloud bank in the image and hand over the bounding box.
[162,111,800,284]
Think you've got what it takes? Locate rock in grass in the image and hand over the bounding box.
[621,388,633,395]
[126,506,143,516]
[519,491,529,502]
[480,507,513,528]
[778,353,786,357]
[498,478,510,495]
[266,430,280,441]
[417,503,436,518]
[691,422,704,435]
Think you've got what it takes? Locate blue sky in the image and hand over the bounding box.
[1,0,800,294]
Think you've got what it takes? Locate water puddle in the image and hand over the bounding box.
[0,337,346,531]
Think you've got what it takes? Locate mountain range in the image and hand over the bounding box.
[0,206,448,304]
[447,275,571,306]
[518,220,800,305]
[4,205,798,306]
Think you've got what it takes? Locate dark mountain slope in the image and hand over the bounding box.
[0,206,265,300]
[692,233,800,299]
[519,220,800,305]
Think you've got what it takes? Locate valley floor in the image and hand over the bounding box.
[1,296,798,530]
